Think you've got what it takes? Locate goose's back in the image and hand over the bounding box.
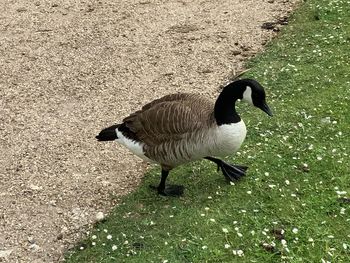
[123,93,215,146]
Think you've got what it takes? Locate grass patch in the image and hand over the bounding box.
[65,0,350,262]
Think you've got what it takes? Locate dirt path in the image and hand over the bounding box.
[0,0,298,262]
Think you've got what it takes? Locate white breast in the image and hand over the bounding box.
[209,121,247,157]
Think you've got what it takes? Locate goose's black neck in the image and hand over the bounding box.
[214,81,246,125]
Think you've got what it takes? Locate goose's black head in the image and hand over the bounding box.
[238,79,273,116]
[214,78,273,125]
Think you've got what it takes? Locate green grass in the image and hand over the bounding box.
[65,0,350,262]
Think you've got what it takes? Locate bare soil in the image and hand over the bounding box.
[0,0,298,262]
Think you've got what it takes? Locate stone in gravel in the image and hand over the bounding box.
[29,184,42,191]
[86,6,95,12]
[16,7,27,12]
[29,244,40,251]
[0,249,13,258]
[27,236,35,244]
[95,211,105,221]
[231,49,242,55]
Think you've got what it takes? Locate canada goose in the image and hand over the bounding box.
[96,79,273,196]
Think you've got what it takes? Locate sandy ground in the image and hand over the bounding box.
[0,0,298,262]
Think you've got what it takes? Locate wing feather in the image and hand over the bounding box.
[122,93,214,146]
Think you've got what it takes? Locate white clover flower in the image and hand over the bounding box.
[103,229,108,233]
[80,246,84,250]
[91,235,97,240]
[205,207,210,211]
[92,242,96,246]
[281,239,287,247]
[112,245,117,251]
[224,244,231,249]
[285,180,290,185]
[233,249,244,257]
[343,243,348,250]
[336,191,347,195]
[247,191,252,195]
[237,233,243,237]
[308,238,314,242]
[292,228,299,234]
[210,218,216,222]
[222,228,229,233]
[107,234,112,240]
[202,245,207,249]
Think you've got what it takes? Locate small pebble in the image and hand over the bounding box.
[95,212,105,221]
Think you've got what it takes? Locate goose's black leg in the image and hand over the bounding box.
[150,169,184,197]
[204,156,248,182]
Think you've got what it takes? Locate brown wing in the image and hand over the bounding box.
[122,93,214,146]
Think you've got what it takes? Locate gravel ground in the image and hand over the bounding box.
[0,0,298,262]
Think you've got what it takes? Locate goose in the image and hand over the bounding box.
[96,78,273,197]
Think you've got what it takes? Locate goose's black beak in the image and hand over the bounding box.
[260,102,273,117]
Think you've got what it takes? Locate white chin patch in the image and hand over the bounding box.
[242,86,253,105]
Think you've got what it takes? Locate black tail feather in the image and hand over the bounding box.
[96,124,119,141]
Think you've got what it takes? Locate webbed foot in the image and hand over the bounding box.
[149,184,184,197]
[219,161,248,181]
[205,156,248,182]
